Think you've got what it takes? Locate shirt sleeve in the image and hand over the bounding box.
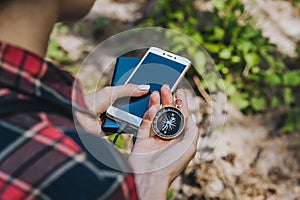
[0,118,138,200]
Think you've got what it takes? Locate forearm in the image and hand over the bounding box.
[134,173,170,200]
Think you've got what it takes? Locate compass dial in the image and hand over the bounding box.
[152,106,185,139]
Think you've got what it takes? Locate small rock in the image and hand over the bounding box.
[221,152,236,166]
[206,178,224,196]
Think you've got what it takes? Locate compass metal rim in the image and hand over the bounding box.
[152,106,185,140]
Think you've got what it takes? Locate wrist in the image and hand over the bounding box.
[134,172,170,200]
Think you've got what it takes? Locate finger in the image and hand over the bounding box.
[161,84,172,106]
[175,89,189,117]
[149,91,160,108]
[75,111,103,136]
[143,104,160,123]
[109,84,150,101]
[182,116,199,147]
[138,105,160,138]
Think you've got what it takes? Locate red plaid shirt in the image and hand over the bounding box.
[0,42,138,200]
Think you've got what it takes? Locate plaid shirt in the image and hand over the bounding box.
[0,42,138,200]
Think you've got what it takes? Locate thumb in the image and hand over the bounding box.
[86,84,150,115]
[109,84,150,101]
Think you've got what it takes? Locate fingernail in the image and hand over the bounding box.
[151,91,160,99]
[163,84,170,89]
[152,90,159,95]
[138,84,150,91]
[191,114,196,124]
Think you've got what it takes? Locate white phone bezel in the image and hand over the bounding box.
[106,47,191,128]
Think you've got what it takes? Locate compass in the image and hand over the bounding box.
[152,106,185,139]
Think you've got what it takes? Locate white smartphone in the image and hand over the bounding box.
[107,47,191,128]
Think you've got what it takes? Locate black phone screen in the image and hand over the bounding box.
[112,52,187,118]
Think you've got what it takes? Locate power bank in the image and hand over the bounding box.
[101,57,141,134]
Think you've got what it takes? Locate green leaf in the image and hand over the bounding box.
[46,38,72,64]
[226,84,236,95]
[237,41,253,53]
[204,43,222,53]
[191,32,204,44]
[283,106,300,132]
[231,55,241,63]
[271,96,280,108]
[171,44,185,53]
[230,23,241,39]
[204,72,218,92]
[218,62,229,74]
[284,87,295,104]
[255,37,268,46]
[251,66,260,74]
[230,93,249,110]
[212,0,225,10]
[167,188,174,200]
[244,52,260,67]
[73,22,84,33]
[214,26,225,41]
[93,17,109,34]
[193,51,207,75]
[60,25,70,34]
[250,97,266,111]
[172,11,184,21]
[265,73,281,86]
[281,107,300,132]
[167,22,182,32]
[219,47,232,59]
[188,17,198,26]
[264,69,282,86]
[283,70,300,86]
[281,123,294,132]
[242,26,261,39]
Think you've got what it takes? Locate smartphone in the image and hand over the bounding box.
[107,47,191,128]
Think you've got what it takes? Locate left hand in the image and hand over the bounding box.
[128,85,199,199]
[76,84,150,135]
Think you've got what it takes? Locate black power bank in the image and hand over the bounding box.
[101,57,141,134]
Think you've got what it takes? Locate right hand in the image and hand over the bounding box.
[76,84,150,135]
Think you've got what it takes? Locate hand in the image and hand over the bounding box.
[76,84,150,135]
[128,84,199,200]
